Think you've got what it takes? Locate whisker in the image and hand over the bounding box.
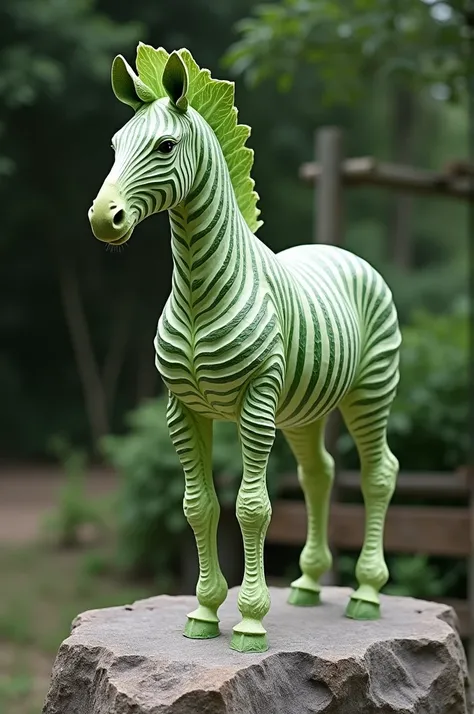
[105,242,129,254]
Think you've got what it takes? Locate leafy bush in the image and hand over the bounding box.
[43,436,105,548]
[339,554,464,599]
[102,397,281,578]
[339,299,469,470]
[386,260,468,327]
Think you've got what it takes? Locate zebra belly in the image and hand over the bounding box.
[276,345,359,429]
[274,249,363,429]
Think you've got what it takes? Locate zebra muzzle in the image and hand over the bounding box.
[88,182,134,245]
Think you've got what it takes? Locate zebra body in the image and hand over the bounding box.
[157,241,398,430]
[89,47,401,653]
[155,107,399,430]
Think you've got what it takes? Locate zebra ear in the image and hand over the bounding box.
[111,55,143,111]
[163,51,189,112]
[112,55,158,111]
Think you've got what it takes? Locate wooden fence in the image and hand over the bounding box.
[300,155,473,201]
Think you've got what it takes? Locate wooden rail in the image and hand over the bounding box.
[299,157,473,201]
[277,468,471,497]
[268,502,470,557]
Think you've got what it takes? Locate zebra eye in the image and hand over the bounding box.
[156,140,175,154]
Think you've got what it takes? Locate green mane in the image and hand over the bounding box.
[111,44,262,234]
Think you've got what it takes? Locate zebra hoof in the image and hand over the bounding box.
[230,631,268,653]
[183,617,220,639]
[345,597,381,621]
[287,586,321,606]
[230,618,268,653]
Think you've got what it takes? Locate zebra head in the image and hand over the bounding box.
[89,52,195,246]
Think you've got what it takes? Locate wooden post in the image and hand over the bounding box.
[314,126,344,464]
[314,127,344,245]
[314,127,344,586]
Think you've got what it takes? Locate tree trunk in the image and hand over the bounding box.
[102,290,134,411]
[57,254,110,445]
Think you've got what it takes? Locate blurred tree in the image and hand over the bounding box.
[0,0,142,447]
[225,0,470,275]
[0,0,141,172]
[225,0,470,104]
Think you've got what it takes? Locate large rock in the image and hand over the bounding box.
[43,586,471,714]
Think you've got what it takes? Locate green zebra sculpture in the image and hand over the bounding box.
[89,45,401,654]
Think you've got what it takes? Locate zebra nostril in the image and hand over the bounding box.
[113,209,125,227]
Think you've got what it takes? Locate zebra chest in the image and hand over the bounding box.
[155,310,246,419]
[155,292,282,419]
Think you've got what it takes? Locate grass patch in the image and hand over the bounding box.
[0,543,156,713]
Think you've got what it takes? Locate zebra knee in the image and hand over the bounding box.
[236,488,271,530]
[356,553,389,591]
[300,543,332,579]
[184,489,219,530]
[361,450,398,502]
[297,451,335,489]
[319,451,335,482]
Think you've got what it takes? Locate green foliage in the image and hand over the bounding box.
[225,0,469,104]
[0,673,33,709]
[390,300,469,469]
[339,553,464,599]
[383,555,464,599]
[80,550,112,578]
[0,0,141,163]
[0,600,33,645]
[383,260,469,325]
[0,542,153,713]
[102,396,281,577]
[102,398,187,577]
[339,300,469,470]
[43,436,105,548]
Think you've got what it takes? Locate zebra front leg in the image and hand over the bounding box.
[283,418,334,606]
[167,394,228,639]
[231,375,278,653]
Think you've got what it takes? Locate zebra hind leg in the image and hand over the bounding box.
[339,386,399,620]
[283,418,334,607]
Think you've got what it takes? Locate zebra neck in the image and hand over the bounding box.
[167,166,249,325]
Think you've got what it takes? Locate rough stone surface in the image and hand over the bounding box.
[43,586,471,714]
